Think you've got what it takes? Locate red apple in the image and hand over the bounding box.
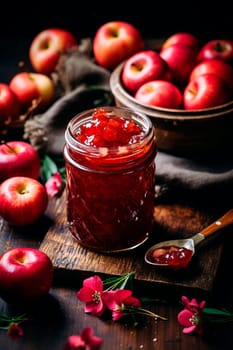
[0,141,41,183]
[0,247,54,304]
[197,39,233,64]
[0,176,48,226]
[29,27,78,75]
[121,50,171,95]
[160,43,198,86]
[161,32,201,52]
[9,72,55,113]
[183,73,232,110]
[0,83,21,128]
[93,21,144,71]
[189,58,233,91]
[134,80,183,109]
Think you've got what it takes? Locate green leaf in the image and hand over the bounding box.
[140,297,160,303]
[0,312,28,326]
[58,166,66,182]
[204,308,233,317]
[103,272,135,290]
[41,155,58,182]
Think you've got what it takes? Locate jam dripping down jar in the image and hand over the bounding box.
[64,106,157,253]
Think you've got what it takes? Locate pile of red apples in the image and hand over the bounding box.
[121,33,233,110]
[0,29,78,304]
[2,23,233,128]
[0,28,78,130]
[90,21,233,110]
[0,28,78,227]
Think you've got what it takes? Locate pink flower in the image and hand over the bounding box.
[7,323,23,340]
[77,275,106,316]
[77,274,167,322]
[45,172,63,197]
[177,295,206,335]
[63,327,102,350]
[103,289,141,321]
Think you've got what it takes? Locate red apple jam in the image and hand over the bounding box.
[151,245,193,269]
[64,107,157,252]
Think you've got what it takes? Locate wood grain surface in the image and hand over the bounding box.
[39,189,227,299]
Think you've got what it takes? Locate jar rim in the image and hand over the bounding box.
[65,106,155,157]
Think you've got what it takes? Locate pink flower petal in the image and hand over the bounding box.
[7,324,23,340]
[77,287,96,302]
[177,309,193,326]
[45,172,63,197]
[102,290,118,310]
[77,276,105,316]
[81,327,103,349]
[63,328,103,350]
[189,298,200,308]
[182,325,197,334]
[83,275,104,291]
[63,335,85,349]
[112,309,123,321]
[84,299,106,316]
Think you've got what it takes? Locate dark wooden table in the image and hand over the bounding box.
[1,34,233,349]
[1,183,233,350]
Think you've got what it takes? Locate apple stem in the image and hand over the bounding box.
[25,98,42,120]
[0,140,17,153]
[18,60,29,72]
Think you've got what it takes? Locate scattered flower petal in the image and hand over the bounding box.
[7,323,23,340]
[63,334,85,349]
[103,289,141,321]
[45,171,64,197]
[0,312,28,339]
[178,309,203,335]
[178,296,206,335]
[80,327,103,349]
[63,327,102,350]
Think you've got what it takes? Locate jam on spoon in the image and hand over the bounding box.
[145,209,233,270]
[150,245,193,269]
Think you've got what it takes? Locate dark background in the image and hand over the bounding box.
[3,2,232,39]
[1,2,232,82]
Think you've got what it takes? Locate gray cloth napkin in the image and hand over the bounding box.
[155,151,233,199]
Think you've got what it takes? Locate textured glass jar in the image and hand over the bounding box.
[64,106,157,253]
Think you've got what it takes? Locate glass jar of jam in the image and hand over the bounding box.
[64,106,157,253]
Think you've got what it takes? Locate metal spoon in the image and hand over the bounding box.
[144,208,233,269]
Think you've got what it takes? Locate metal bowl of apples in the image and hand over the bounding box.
[109,35,233,159]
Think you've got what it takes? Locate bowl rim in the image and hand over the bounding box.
[110,61,233,121]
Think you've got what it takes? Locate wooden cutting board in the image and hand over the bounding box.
[39,189,227,299]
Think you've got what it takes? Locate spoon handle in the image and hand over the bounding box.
[200,209,233,237]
